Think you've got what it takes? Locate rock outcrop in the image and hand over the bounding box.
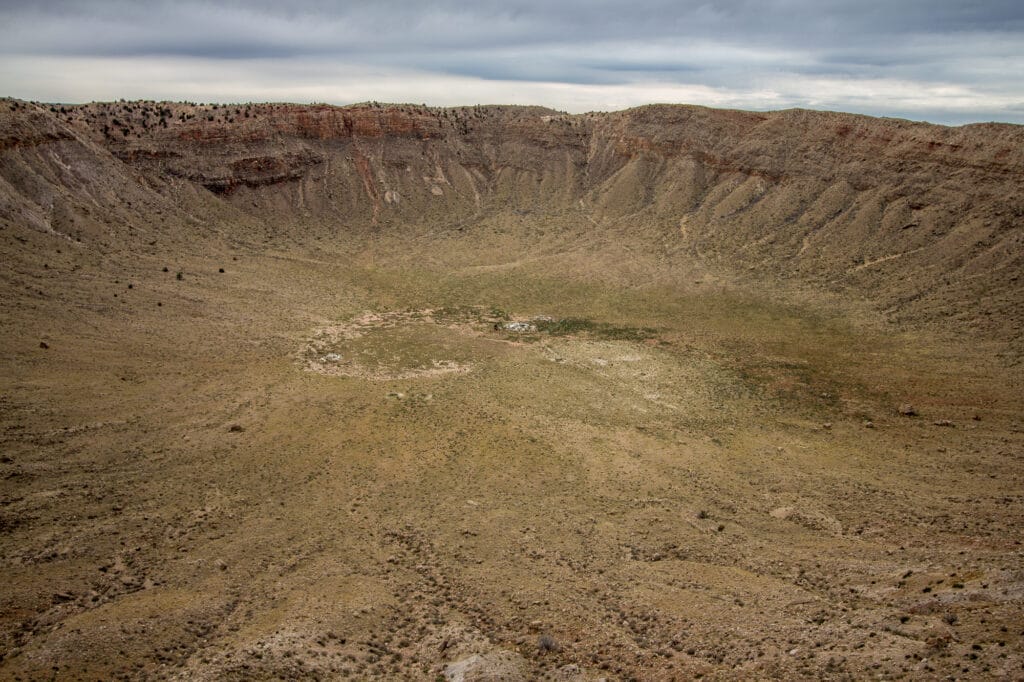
[2,97,1022,348]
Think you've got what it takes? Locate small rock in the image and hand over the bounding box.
[228,424,244,432]
[214,559,228,571]
[863,420,875,428]
[39,341,49,349]
[444,651,527,682]
[821,422,832,430]
[898,404,917,416]
[933,419,954,427]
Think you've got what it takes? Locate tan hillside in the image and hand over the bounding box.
[1,98,1023,680]
[35,99,1024,348]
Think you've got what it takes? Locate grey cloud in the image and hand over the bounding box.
[5,1,1023,55]
[0,0,1022,123]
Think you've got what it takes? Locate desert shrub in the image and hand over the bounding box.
[538,634,558,653]
[534,317,657,341]
[488,306,511,321]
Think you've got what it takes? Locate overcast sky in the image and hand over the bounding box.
[1,0,1023,125]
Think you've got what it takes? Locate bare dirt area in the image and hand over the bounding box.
[300,310,488,381]
[1,99,1023,680]
[2,242,1022,681]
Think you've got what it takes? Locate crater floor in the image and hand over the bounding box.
[1,235,1023,681]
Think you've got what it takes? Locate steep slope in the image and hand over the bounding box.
[41,99,1022,349]
[597,106,1024,338]
[0,100,266,297]
[57,102,591,234]
[3,97,1023,349]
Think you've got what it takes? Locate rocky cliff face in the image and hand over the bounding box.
[3,98,1023,347]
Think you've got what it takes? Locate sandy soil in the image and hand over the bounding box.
[1,98,1022,680]
[2,234,1022,680]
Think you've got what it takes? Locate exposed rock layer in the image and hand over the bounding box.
[2,98,1022,347]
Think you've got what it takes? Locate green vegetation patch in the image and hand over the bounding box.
[532,317,659,342]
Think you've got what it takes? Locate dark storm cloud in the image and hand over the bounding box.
[1,0,1022,123]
